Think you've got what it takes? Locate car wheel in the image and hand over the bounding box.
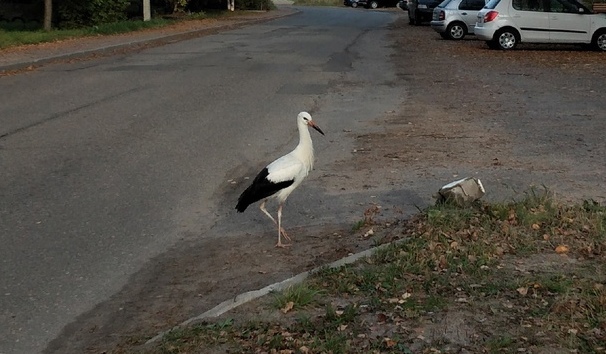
[591,29,606,51]
[494,28,519,50]
[446,22,466,40]
[370,0,379,8]
[352,1,358,7]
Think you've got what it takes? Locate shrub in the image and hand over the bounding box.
[57,0,130,28]
[238,0,276,10]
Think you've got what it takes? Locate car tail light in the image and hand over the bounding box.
[438,10,445,21]
[483,11,498,23]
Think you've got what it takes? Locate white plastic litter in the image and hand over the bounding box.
[436,177,485,206]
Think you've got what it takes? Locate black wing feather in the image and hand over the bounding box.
[235,168,294,212]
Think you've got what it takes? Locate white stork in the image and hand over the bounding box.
[235,111,325,248]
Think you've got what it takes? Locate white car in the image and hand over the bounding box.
[475,0,606,51]
[431,0,487,40]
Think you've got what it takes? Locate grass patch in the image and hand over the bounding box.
[486,335,515,351]
[0,18,176,49]
[0,9,271,50]
[351,219,365,232]
[272,283,324,310]
[144,189,606,353]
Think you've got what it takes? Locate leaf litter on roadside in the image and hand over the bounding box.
[150,188,605,353]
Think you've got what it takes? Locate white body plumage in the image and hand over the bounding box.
[235,112,324,247]
[266,116,316,203]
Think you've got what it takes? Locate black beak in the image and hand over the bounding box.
[309,121,325,136]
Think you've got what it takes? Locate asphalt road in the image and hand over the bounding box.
[0,6,404,353]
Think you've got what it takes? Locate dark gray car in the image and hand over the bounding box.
[408,0,442,25]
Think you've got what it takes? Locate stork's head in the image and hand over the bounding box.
[298,111,325,136]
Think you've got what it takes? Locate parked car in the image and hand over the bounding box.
[431,0,486,39]
[475,0,606,51]
[344,0,361,7]
[408,0,442,25]
[358,0,400,8]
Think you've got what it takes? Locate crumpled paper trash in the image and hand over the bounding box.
[436,177,485,206]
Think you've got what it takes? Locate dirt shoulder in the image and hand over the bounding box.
[44,13,605,354]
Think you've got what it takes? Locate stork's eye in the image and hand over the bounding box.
[303,117,309,121]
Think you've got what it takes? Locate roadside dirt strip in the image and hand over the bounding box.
[144,242,393,345]
[383,20,605,205]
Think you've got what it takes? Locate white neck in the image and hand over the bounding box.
[293,118,315,171]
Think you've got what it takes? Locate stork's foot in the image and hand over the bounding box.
[275,240,292,248]
[280,228,291,241]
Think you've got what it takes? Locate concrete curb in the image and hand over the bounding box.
[145,240,398,345]
[0,8,299,73]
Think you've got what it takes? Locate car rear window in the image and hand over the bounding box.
[459,0,486,9]
[484,0,501,8]
[419,0,442,5]
[438,0,456,7]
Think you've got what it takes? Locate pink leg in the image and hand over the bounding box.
[260,201,290,247]
[276,204,291,248]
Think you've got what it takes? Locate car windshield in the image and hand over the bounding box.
[566,0,591,13]
[484,0,500,8]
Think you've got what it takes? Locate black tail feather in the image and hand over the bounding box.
[235,168,294,212]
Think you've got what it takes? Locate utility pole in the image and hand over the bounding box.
[43,0,52,30]
[143,0,151,21]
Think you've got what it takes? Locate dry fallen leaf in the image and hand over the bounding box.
[517,287,529,296]
[281,301,294,314]
[531,223,540,230]
[384,337,396,348]
[555,245,569,254]
[363,228,374,238]
[337,324,348,331]
[439,254,448,269]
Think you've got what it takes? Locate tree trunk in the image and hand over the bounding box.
[43,0,52,31]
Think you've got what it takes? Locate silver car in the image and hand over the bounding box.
[475,0,606,51]
[431,0,487,39]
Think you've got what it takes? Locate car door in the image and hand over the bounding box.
[510,0,551,42]
[546,0,592,43]
[458,0,487,32]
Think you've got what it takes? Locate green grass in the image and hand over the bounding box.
[0,8,277,50]
[351,219,365,232]
[142,189,606,353]
[486,335,515,351]
[272,283,324,310]
[0,18,177,50]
